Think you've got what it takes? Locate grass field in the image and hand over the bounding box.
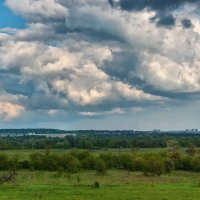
[0,170,200,200]
[0,148,200,200]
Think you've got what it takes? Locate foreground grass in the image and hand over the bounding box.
[0,170,200,200]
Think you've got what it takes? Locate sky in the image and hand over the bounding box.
[0,0,200,130]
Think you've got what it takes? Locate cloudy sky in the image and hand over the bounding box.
[0,0,200,130]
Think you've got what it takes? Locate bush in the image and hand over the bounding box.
[0,154,10,170]
[10,155,20,170]
[67,157,80,173]
[179,156,192,171]
[43,153,59,171]
[29,152,60,171]
[81,156,95,170]
[95,158,106,174]
[191,156,200,172]
[29,153,44,170]
[120,154,134,171]
[70,150,91,161]
[20,160,31,169]
[99,153,115,169]
[94,181,100,188]
[143,156,165,176]
[185,144,196,156]
[163,158,174,174]
[132,157,145,171]
[60,154,80,173]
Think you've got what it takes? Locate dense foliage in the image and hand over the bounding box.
[0,144,200,176]
[1,133,200,150]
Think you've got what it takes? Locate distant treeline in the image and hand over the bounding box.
[0,129,199,135]
[1,133,200,149]
[0,143,200,176]
[0,129,69,135]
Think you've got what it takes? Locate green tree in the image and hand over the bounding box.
[163,158,174,174]
[0,154,10,170]
[191,155,200,172]
[185,144,196,156]
[120,154,134,171]
[166,139,180,154]
[95,158,106,174]
[143,156,165,176]
[60,154,80,173]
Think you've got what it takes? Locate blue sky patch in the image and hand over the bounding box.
[0,1,26,29]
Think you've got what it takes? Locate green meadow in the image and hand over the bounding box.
[0,148,200,200]
[0,170,200,200]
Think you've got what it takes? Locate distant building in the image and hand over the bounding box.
[185,129,199,133]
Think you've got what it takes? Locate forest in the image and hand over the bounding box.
[1,133,200,150]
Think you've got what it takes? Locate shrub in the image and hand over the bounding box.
[99,153,115,169]
[132,157,145,171]
[81,156,95,170]
[94,181,100,188]
[120,154,134,171]
[20,160,31,169]
[70,150,91,161]
[29,152,59,171]
[43,153,59,171]
[180,155,192,171]
[191,156,200,172]
[143,156,165,176]
[0,154,10,170]
[9,155,20,170]
[29,153,44,170]
[95,158,106,174]
[60,154,80,173]
[185,144,196,156]
[163,158,174,174]
[67,157,80,173]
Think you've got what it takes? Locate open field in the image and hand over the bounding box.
[0,170,200,200]
[0,148,200,200]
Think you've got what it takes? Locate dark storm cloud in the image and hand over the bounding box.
[0,69,35,97]
[151,13,175,27]
[109,0,198,28]
[145,89,200,103]
[65,28,125,43]
[102,49,139,80]
[109,0,199,12]
[108,0,114,7]
[29,93,67,110]
[181,19,193,29]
